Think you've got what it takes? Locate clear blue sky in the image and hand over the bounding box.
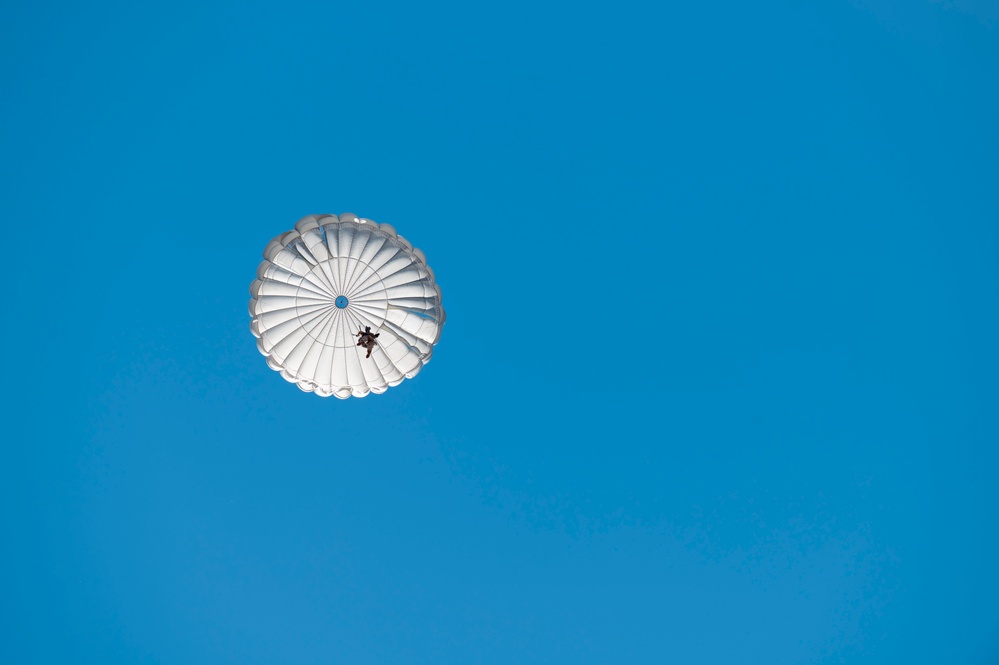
[2,1,997,663]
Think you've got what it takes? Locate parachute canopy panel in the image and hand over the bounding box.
[249,213,445,398]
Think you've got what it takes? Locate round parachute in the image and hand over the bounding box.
[249,213,445,398]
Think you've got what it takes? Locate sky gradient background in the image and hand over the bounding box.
[2,1,997,663]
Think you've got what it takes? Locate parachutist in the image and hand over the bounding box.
[356,326,380,358]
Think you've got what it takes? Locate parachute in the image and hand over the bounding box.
[249,214,445,398]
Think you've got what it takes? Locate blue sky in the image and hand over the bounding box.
[1,1,997,663]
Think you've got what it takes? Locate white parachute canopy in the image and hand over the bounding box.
[249,213,445,398]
